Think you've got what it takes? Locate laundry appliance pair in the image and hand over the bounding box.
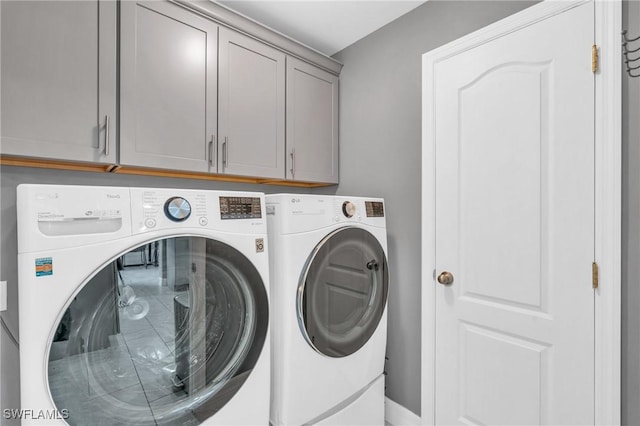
[16,185,388,426]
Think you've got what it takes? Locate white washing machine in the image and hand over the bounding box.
[17,184,270,425]
[266,194,388,426]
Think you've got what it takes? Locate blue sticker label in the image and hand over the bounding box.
[35,257,53,277]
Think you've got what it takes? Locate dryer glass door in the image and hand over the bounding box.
[46,236,268,425]
[298,227,388,357]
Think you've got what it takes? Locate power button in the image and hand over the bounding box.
[145,218,157,228]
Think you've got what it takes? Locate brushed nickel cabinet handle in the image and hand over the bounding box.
[208,135,215,167]
[222,137,228,170]
[104,115,110,157]
[290,149,295,178]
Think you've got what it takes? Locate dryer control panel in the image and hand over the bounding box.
[265,194,385,235]
[331,198,385,225]
[365,201,385,218]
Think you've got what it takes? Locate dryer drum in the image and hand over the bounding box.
[297,227,389,358]
[46,236,268,426]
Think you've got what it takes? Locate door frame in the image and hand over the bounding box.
[420,1,621,425]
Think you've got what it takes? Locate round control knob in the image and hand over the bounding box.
[164,197,191,222]
[342,201,357,218]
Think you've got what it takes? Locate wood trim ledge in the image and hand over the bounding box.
[0,156,334,188]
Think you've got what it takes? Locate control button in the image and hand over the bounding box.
[342,201,356,218]
[334,216,340,222]
[145,218,157,228]
[199,217,208,226]
[164,197,191,222]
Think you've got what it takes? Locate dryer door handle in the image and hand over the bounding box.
[366,259,379,271]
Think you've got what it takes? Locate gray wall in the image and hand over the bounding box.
[622,1,640,425]
[331,0,536,415]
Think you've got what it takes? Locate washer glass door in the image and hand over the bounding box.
[47,236,268,425]
[298,227,388,357]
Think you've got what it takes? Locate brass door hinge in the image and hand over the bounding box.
[592,45,599,74]
[592,261,599,289]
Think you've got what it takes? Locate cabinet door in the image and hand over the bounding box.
[120,1,218,172]
[0,1,116,164]
[218,28,285,179]
[286,57,339,183]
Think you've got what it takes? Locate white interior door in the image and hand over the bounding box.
[426,2,595,424]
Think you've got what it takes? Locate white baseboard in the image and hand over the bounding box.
[385,397,421,426]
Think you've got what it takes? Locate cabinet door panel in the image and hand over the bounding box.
[120,1,217,172]
[219,28,285,179]
[286,57,339,183]
[0,0,116,163]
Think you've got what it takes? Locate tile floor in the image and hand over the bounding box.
[48,264,199,425]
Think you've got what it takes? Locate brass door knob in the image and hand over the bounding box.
[437,271,454,285]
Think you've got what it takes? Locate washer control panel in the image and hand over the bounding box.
[164,196,192,222]
[220,196,262,220]
[137,190,208,230]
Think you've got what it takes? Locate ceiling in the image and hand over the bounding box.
[217,1,427,56]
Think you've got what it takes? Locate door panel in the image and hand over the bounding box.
[286,57,339,183]
[0,0,116,163]
[459,63,549,311]
[218,28,285,179]
[432,3,594,424]
[120,1,217,172]
[459,323,546,425]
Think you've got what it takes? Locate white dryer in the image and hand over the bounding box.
[266,194,388,426]
[17,184,270,425]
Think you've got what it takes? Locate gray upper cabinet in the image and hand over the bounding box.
[286,57,339,183]
[0,0,117,164]
[218,28,286,179]
[120,1,218,172]
[1,0,341,184]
